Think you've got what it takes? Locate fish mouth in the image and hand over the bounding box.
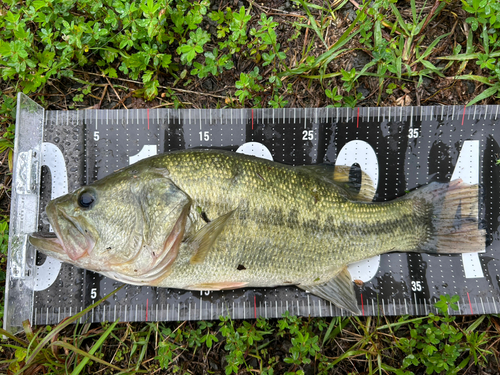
[29,201,95,261]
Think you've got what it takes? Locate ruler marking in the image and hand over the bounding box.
[265,301,268,318]
[135,305,138,322]
[178,303,180,321]
[200,297,203,320]
[318,299,321,317]
[124,305,127,322]
[480,297,485,314]
[462,105,466,126]
[473,105,477,120]
[494,297,499,314]
[410,107,413,128]
[393,299,396,315]
[382,299,385,315]
[441,105,444,120]
[414,293,418,315]
[275,300,278,317]
[495,106,499,120]
[467,292,473,314]
[457,301,462,314]
[400,106,403,122]
[251,109,254,130]
[146,299,149,321]
[356,107,359,128]
[189,302,191,320]
[307,295,311,316]
[254,295,257,319]
[377,107,380,122]
[114,305,117,321]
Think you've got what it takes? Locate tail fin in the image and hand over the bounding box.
[411,179,485,254]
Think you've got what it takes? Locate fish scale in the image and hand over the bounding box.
[4,93,500,333]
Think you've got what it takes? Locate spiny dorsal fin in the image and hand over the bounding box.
[297,164,375,201]
[298,267,361,315]
[189,210,235,264]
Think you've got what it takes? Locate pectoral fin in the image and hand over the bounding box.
[298,268,361,315]
[189,210,235,264]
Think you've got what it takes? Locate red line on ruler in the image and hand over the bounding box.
[357,107,360,128]
[254,295,257,319]
[361,293,364,316]
[146,298,149,321]
[147,108,150,130]
[251,108,254,130]
[462,105,466,126]
[467,292,473,314]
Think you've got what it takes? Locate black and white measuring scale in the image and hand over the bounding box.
[4,93,500,333]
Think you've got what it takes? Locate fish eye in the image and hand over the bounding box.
[77,190,96,209]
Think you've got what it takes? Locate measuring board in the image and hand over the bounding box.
[4,93,500,333]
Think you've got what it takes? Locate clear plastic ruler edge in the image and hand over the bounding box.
[4,93,44,334]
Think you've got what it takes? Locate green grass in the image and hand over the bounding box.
[1,0,499,107]
[1,0,500,373]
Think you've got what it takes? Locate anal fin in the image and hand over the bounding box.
[298,268,361,315]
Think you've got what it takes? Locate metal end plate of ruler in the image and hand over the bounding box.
[5,94,500,331]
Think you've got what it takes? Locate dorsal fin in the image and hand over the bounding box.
[189,210,235,264]
[297,164,376,201]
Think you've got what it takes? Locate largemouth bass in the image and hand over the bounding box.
[29,149,485,314]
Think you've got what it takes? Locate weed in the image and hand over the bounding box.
[440,0,500,105]
[235,67,264,106]
[0,286,125,374]
[219,316,273,374]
